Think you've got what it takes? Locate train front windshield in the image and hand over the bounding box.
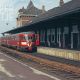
[25,35,36,42]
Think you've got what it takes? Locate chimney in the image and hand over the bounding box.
[42,5,45,13]
[60,0,64,6]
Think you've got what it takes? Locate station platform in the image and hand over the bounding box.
[37,47,80,61]
[0,52,57,80]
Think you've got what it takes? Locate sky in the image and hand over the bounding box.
[0,0,71,36]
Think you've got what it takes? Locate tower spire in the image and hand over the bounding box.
[27,0,34,9]
[60,0,64,6]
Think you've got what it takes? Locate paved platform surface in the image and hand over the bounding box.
[0,52,60,80]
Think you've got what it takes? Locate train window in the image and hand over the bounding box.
[15,36,18,41]
[32,36,36,42]
[11,36,14,40]
[28,36,30,40]
[28,36,35,42]
[14,37,15,40]
[14,37,16,40]
[9,37,11,40]
[35,35,38,40]
[11,36,13,40]
[9,36,11,40]
[25,36,28,40]
[20,36,26,40]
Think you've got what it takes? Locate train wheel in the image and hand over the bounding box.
[17,46,21,51]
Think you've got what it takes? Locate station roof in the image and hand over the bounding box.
[2,0,80,34]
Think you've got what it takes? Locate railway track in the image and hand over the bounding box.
[0,46,80,80]
[27,52,80,67]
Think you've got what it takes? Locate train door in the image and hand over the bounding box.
[35,34,40,46]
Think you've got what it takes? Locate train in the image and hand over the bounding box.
[0,32,40,52]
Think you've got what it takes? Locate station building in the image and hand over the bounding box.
[3,0,80,51]
[16,0,45,27]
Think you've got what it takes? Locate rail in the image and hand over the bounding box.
[0,46,80,76]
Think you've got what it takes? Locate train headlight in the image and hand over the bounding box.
[27,43,29,46]
[21,42,27,45]
[28,42,32,47]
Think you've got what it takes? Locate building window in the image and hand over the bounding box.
[51,29,55,42]
[47,29,51,41]
[57,28,61,43]
[57,28,62,47]
[72,25,78,33]
[64,27,69,34]
[40,30,45,42]
[36,31,39,34]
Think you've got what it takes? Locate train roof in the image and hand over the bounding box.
[19,32,35,34]
[2,32,35,37]
[1,32,35,38]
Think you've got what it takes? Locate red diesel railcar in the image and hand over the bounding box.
[0,32,40,52]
